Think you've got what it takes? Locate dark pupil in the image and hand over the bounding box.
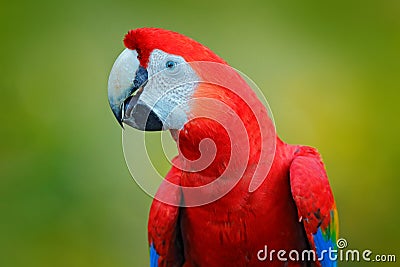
[166,61,175,69]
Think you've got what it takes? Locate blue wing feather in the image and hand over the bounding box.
[150,243,160,267]
[313,227,337,267]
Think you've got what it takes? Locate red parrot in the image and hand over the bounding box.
[107,28,338,267]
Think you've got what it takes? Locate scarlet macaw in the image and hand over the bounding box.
[108,28,338,267]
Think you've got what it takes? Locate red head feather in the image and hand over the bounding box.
[123,28,227,67]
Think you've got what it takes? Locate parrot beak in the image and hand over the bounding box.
[108,49,163,130]
[108,48,141,127]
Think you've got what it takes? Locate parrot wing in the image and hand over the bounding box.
[289,147,339,267]
[148,159,184,267]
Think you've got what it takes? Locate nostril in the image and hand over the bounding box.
[133,66,148,89]
[133,78,140,89]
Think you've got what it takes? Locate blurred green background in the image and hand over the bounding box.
[1,0,399,266]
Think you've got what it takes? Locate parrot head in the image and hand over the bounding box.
[108,28,276,189]
[108,27,228,131]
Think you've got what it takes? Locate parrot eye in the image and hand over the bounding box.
[165,60,177,70]
[163,56,184,76]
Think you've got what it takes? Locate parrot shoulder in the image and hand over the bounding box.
[289,146,339,267]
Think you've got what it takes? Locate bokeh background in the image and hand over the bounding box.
[1,0,399,266]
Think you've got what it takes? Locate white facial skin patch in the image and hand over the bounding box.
[137,49,199,130]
